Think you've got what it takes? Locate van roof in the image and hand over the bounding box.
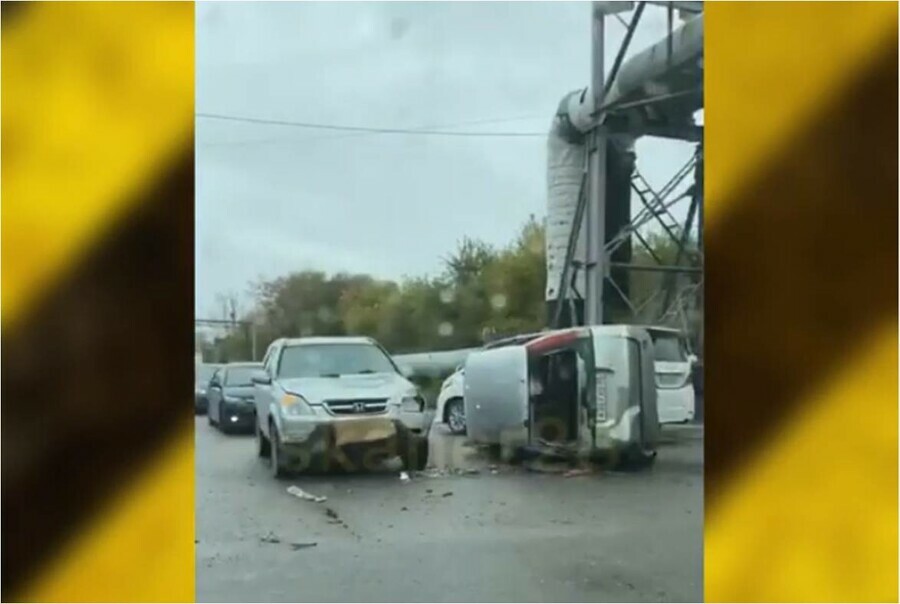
[589,324,671,338]
[591,325,684,334]
[631,325,685,336]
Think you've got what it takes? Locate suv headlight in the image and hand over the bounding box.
[401,395,425,412]
[281,393,313,417]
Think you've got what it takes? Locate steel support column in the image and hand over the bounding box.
[585,3,607,326]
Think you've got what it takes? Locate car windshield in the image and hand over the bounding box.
[196,365,218,384]
[278,343,397,378]
[225,366,258,386]
[650,333,688,362]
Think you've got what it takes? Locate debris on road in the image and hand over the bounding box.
[259,531,281,544]
[523,458,569,474]
[290,542,318,550]
[441,491,453,497]
[287,485,327,503]
[399,471,411,482]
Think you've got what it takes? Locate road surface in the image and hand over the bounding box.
[196,418,703,602]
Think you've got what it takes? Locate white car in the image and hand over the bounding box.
[644,326,697,424]
[435,367,466,434]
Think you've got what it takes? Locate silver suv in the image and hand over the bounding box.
[252,337,430,477]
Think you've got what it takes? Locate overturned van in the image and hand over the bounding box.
[463,325,660,467]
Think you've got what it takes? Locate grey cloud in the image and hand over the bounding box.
[196,2,696,316]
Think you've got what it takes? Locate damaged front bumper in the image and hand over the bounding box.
[277,413,428,471]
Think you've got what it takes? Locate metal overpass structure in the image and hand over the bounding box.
[545,1,703,339]
[396,2,704,376]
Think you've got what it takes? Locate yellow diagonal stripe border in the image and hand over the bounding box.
[705,1,897,227]
[3,3,195,601]
[707,325,898,601]
[1,2,194,326]
[21,428,196,603]
[706,2,898,601]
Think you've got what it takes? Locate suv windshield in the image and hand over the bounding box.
[650,333,687,363]
[278,344,397,378]
[225,366,258,386]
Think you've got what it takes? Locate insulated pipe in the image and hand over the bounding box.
[559,12,703,133]
[545,12,703,310]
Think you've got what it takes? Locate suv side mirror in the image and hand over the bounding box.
[687,353,698,365]
[251,370,272,385]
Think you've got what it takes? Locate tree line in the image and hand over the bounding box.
[200,217,698,363]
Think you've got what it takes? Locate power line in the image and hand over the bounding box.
[199,113,547,148]
[196,111,546,138]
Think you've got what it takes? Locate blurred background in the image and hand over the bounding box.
[704,3,897,601]
[2,3,194,601]
[1,2,897,602]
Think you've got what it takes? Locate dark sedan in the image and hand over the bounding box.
[206,363,263,433]
[195,363,222,414]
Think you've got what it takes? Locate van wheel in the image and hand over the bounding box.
[269,424,289,479]
[256,422,271,458]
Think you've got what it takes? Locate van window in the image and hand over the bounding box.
[650,333,687,362]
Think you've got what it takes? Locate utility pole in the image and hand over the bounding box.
[585,2,608,326]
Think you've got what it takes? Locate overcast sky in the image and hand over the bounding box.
[196,1,697,318]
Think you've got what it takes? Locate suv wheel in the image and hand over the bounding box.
[256,421,271,458]
[269,423,289,479]
[401,436,429,471]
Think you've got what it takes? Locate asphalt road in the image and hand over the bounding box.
[196,417,703,602]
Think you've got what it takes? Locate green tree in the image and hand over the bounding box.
[483,216,546,337]
[207,218,700,363]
